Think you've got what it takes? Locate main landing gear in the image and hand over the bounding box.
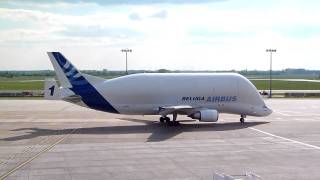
[160,113,179,126]
[159,116,170,123]
[240,114,246,124]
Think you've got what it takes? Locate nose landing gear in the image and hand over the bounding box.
[240,114,246,123]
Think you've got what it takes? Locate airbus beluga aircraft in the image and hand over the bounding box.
[45,52,272,125]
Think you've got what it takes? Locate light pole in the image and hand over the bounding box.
[266,49,276,98]
[121,48,132,75]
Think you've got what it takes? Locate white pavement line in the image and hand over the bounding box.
[275,110,320,117]
[0,129,77,180]
[275,111,291,116]
[249,127,320,150]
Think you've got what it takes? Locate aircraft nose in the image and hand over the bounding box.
[262,106,273,116]
[258,105,272,116]
[266,107,273,115]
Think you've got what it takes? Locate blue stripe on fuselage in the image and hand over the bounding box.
[69,82,119,113]
[51,52,118,113]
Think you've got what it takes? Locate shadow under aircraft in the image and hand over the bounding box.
[1,119,269,142]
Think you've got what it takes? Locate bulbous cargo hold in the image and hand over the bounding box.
[45,52,272,125]
[100,73,272,116]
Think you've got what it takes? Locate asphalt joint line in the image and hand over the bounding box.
[0,128,77,180]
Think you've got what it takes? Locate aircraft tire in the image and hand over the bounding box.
[165,117,170,124]
[160,117,165,123]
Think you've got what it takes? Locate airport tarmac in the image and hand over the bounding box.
[0,99,320,180]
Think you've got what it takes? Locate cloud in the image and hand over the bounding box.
[150,10,167,19]
[187,27,255,45]
[0,7,144,46]
[1,0,320,71]
[61,26,143,38]
[277,25,320,38]
[5,1,98,9]
[0,8,57,23]
[3,0,225,6]
[129,13,142,20]
[128,10,168,21]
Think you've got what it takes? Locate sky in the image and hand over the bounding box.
[0,0,320,71]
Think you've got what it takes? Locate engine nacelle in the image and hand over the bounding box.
[189,109,219,122]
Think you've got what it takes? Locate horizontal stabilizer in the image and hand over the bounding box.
[44,79,61,100]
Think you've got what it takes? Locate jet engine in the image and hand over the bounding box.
[189,109,219,122]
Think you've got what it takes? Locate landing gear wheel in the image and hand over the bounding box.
[160,117,165,123]
[240,114,246,124]
[164,117,170,124]
[240,117,245,123]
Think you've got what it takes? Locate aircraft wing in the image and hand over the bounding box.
[158,105,197,116]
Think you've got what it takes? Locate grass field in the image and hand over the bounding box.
[250,80,320,90]
[1,75,320,90]
[0,81,43,90]
[0,79,320,90]
[246,75,320,80]
[0,76,51,81]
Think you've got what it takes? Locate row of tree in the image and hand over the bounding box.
[0,69,319,78]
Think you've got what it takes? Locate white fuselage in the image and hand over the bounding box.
[65,73,271,117]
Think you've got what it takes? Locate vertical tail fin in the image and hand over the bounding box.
[47,52,73,88]
[47,52,105,88]
[46,52,118,113]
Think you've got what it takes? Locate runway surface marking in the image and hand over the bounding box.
[275,111,292,116]
[0,129,77,180]
[275,110,320,117]
[249,127,320,150]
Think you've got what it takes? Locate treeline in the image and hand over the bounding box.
[0,68,320,78]
[0,70,54,78]
[238,68,320,77]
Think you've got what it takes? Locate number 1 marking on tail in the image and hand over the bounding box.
[49,86,55,96]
